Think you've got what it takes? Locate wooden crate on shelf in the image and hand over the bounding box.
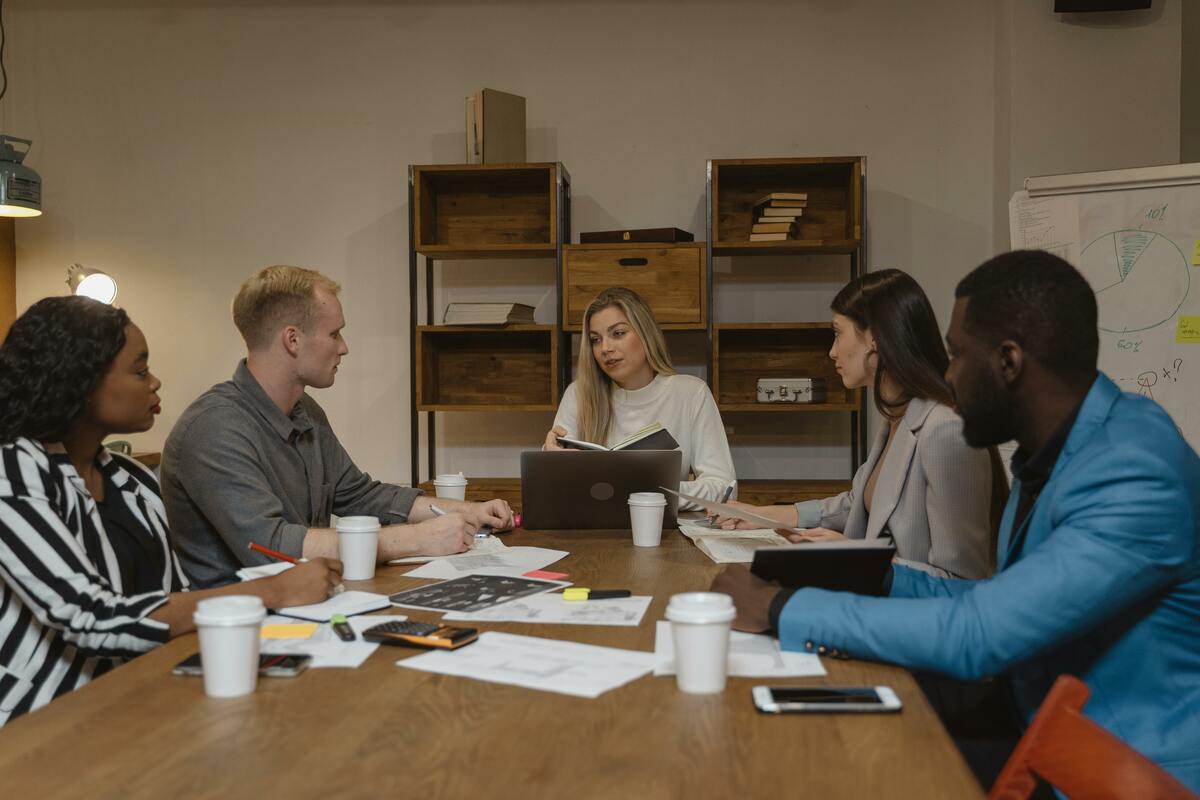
[711,157,862,256]
[562,242,707,330]
[416,325,557,410]
[412,163,559,259]
[713,323,858,411]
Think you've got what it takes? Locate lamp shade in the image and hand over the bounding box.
[0,136,42,218]
[66,264,118,305]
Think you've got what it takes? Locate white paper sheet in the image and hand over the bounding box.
[402,546,568,580]
[652,621,825,678]
[443,593,651,627]
[259,614,409,668]
[397,631,657,698]
[276,590,391,622]
[388,535,508,565]
[678,523,790,564]
[1008,190,1080,263]
[237,561,294,581]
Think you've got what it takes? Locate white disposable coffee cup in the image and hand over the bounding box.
[193,595,267,699]
[666,592,736,694]
[337,515,380,581]
[628,491,667,547]
[433,472,468,501]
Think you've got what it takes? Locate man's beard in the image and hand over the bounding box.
[958,370,1018,449]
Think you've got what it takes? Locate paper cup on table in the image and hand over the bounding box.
[193,596,267,698]
[433,472,468,501]
[337,515,380,581]
[628,491,667,547]
[666,592,736,694]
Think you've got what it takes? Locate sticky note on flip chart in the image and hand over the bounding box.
[1176,316,1200,343]
[1193,239,1200,265]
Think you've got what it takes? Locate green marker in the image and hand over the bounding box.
[331,613,356,642]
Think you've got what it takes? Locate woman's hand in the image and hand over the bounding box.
[782,527,846,543]
[715,501,794,530]
[543,425,568,450]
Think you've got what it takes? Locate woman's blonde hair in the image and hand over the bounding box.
[575,287,676,443]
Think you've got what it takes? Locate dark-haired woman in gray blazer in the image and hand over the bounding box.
[719,270,1008,579]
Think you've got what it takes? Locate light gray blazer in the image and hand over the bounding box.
[794,397,996,579]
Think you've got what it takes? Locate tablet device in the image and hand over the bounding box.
[750,540,896,595]
[520,449,682,530]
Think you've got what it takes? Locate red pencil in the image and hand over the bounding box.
[248,542,298,564]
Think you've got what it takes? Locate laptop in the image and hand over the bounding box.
[520,450,683,530]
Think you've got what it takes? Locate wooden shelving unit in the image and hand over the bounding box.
[707,157,868,505]
[408,163,570,486]
[562,242,708,332]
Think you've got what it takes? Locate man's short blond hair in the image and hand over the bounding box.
[232,265,341,351]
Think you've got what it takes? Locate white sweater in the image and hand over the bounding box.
[552,373,736,510]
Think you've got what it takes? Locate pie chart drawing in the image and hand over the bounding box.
[1079,229,1189,334]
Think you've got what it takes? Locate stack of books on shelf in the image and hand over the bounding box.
[749,192,807,241]
[443,302,536,325]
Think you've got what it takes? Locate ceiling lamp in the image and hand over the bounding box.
[0,135,40,217]
[66,264,118,305]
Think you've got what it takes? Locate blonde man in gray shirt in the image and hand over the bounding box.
[163,266,514,587]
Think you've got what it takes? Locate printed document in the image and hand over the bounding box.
[652,621,825,678]
[444,593,651,627]
[260,613,409,668]
[398,631,657,698]
[402,546,568,580]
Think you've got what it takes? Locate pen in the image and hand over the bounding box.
[562,588,632,601]
[249,542,298,564]
[330,613,356,642]
[708,482,737,525]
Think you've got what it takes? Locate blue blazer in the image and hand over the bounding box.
[777,373,1200,789]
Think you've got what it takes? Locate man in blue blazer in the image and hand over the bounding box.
[714,250,1200,790]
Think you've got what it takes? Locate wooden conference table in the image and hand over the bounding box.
[0,527,983,799]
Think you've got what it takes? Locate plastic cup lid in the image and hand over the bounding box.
[666,591,736,624]
[433,473,468,485]
[337,515,381,532]
[628,491,667,506]
[193,595,267,627]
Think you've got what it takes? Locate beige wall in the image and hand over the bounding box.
[4,0,1182,484]
[1183,0,1200,162]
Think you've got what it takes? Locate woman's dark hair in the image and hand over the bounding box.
[0,296,130,443]
[831,269,953,418]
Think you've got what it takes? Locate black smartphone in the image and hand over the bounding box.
[171,653,311,677]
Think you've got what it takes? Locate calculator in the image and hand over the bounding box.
[361,620,479,650]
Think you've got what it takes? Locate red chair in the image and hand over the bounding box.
[990,675,1196,800]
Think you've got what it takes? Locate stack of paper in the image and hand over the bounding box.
[652,621,825,677]
[678,522,790,564]
[398,631,657,698]
[388,534,508,565]
[401,546,568,580]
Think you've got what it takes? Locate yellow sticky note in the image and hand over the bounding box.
[1193,240,1200,266]
[1176,316,1200,343]
[261,623,319,639]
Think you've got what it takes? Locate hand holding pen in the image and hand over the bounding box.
[707,482,737,526]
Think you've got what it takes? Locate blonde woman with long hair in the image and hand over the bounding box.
[543,287,735,509]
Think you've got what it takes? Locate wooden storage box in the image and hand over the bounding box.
[713,324,858,411]
[562,242,707,330]
[412,164,558,259]
[711,157,862,255]
[416,325,557,410]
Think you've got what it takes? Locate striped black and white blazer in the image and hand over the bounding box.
[0,438,188,726]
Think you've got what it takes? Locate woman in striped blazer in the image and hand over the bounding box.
[718,270,1009,580]
[0,297,342,726]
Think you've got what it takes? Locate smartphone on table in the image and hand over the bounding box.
[752,685,902,713]
[172,653,311,677]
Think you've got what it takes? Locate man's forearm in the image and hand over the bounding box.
[301,528,339,559]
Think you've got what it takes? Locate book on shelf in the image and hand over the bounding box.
[443,302,536,325]
[748,232,790,242]
[754,192,808,205]
[556,422,680,452]
[751,222,797,234]
[757,206,805,218]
